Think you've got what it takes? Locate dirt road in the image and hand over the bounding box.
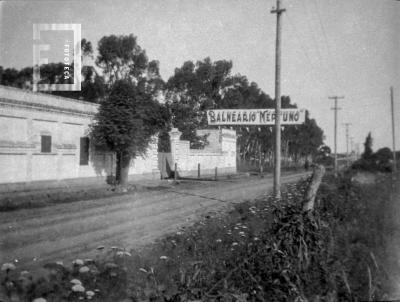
[0,172,308,269]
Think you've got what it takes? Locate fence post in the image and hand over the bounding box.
[215,167,218,181]
[174,163,178,181]
[303,165,325,212]
[198,163,200,179]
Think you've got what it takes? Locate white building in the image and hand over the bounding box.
[0,85,236,191]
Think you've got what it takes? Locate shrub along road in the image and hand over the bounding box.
[0,172,308,270]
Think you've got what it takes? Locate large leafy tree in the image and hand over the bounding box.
[91,34,167,185]
[284,111,324,161]
[165,58,233,147]
[90,80,166,185]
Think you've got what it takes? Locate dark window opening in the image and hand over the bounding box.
[80,137,90,165]
[41,135,52,153]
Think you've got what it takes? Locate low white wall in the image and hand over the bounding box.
[169,128,237,177]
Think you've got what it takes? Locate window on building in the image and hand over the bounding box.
[41,135,52,153]
[80,137,90,165]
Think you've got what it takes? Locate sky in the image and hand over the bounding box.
[0,0,399,153]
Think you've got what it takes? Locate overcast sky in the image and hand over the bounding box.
[0,0,399,153]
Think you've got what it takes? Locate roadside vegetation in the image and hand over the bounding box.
[1,169,398,301]
[352,132,398,173]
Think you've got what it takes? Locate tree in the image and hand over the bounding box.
[96,34,149,87]
[362,132,373,160]
[90,80,165,185]
[91,34,167,186]
[165,58,233,147]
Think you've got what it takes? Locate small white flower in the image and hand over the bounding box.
[79,266,90,273]
[160,256,168,260]
[73,259,84,266]
[253,237,260,241]
[33,298,47,302]
[239,231,246,237]
[105,263,118,269]
[139,268,147,273]
[176,231,182,235]
[70,279,82,285]
[232,242,238,246]
[86,290,95,297]
[56,261,64,266]
[116,251,124,257]
[72,284,85,292]
[216,239,222,243]
[1,263,16,271]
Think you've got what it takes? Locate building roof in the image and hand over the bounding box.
[0,85,98,116]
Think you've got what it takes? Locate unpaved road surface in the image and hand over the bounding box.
[0,173,308,269]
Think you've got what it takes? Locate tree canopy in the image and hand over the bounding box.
[90,35,167,185]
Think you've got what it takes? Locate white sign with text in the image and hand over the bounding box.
[207,109,305,125]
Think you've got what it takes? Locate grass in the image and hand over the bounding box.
[1,171,398,301]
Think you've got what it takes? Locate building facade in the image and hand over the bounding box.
[0,85,236,191]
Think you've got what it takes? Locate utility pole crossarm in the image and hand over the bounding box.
[271,6,286,14]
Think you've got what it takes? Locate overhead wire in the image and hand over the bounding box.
[310,0,342,93]
[285,11,332,99]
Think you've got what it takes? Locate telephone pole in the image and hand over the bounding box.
[329,96,344,175]
[350,136,354,159]
[343,123,351,167]
[271,0,286,198]
[391,87,397,172]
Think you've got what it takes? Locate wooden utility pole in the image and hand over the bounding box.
[271,0,286,197]
[343,123,351,167]
[329,96,344,175]
[391,87,397,172]
[350,136,354,160]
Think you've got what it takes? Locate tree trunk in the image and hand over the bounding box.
[116,151,131,186]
